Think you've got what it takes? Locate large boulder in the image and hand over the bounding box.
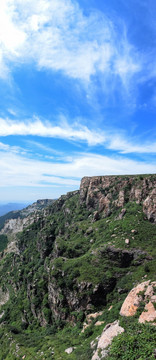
[120,280,156,324]
[91,320,124,360]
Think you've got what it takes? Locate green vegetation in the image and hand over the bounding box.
[0,234,8,252]
[107,319,156,360]
[0,176,156,359]
[0,210,21,231]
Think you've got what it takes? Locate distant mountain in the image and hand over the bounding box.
[0,199,55,253]
[0,203,28,217]
[0,199,55,234]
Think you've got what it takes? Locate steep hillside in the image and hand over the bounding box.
[0,199,55,253]
[0,175,156,360]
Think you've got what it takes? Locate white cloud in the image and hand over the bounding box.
[0,147,155,190]
[0,140,23,154]
[7,108,17,116]
[113,35,140,88]
[0,1,26,52]
[0,0,141,84]
[1,117,156,154]
[25,140,64,156]
[108,136,156,154]
[0,117,106,145]
[0,142,10,151]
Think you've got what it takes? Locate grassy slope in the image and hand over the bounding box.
[0,190,156,359]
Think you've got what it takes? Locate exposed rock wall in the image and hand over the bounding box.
[0,216,35,235]
[80,175,156,222]
[0,199,55,236]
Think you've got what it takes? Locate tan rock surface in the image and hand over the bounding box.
[0,216,34,235]
[87,311,103,321]
[95,321,105,326]
[80,175,156,222]
[143,188,156,222]
[144,281,156,301]
[120,281,156,323]
[120,281,150,317]
[139,301,156,324]
[82,311,103,332]
[92,320,124,360]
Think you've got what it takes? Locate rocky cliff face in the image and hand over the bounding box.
[0,216,35,235]
[80,175,156,222]
[0,175,156,359]
[0,199,55,231]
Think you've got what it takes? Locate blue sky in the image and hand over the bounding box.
[0,0,156,203]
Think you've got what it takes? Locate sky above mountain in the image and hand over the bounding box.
[0,0,156,203]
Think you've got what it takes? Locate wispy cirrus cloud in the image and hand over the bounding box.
[25,140,64,156]
[0,0,141,87]
[107,136,156,154]
[0,148,155,190]
[1,116,156,155]
[0,117,106,146]
[0,140,26,154]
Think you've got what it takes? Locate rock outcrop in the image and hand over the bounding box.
[143,187,156,223]
[0,287,9,307]
[82,311,103,332]
[120,281,149,317]
[0,174,155,358]
[139,301,156,324]
[0,216,35,235]
[120,280,156,325]
[91,280,156,359]
[0,199,55,254]
[0,199,55,236]
[80,175,156,222]
[92,320,124,360]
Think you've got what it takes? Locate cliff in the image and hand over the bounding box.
[0,174,156,359]
[0,199,55,254]
[80,175,156,222]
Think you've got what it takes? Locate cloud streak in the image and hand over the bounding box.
[0,117,105,146]
[1,117,156,154]
[108,136,156,154]
[0,0,141,86]
[0,149,155,190]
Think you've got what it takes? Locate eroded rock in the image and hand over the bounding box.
[120,281,150,316]
[95,321,105,326]
[82,311,103,332]
[120,281,156,324]
[80,175,156,222]
[143,188,156,222]
[139,301,156,324]
[91,320,124,360]
[117,208,126,219]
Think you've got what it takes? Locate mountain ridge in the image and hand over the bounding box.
[0,203,28,217]
[0,174,156,359]
[0,199,55,254]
